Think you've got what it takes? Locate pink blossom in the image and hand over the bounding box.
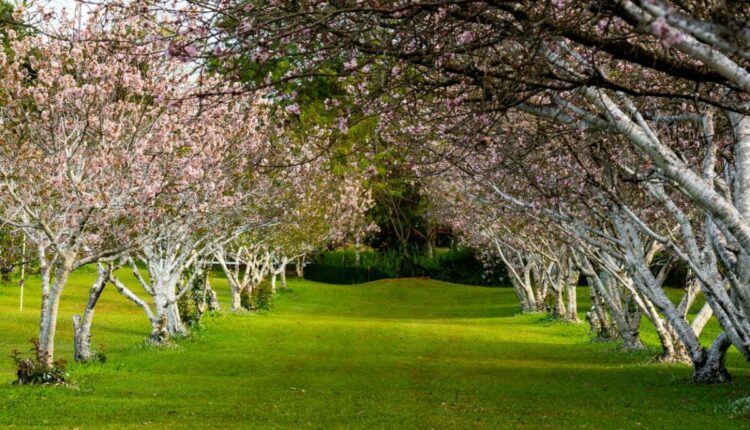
[184,44,199,57]
[237,21,252,34]
[650,16,682,47]
[337,117,349,134]
[344,57,358,71]
[285,103,301,115]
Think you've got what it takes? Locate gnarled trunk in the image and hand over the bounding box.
[693,333,733,384]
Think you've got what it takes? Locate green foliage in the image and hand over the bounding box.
[240,286,254,311]
[0,1,33,56]
[309,247,506,285]
[10,338,68,385]
[88,350,107,364]
[0,225,25,282]
[177,270,209,328]
[726,396,750,419]
[250,282,274,311]
[176,293,198,326]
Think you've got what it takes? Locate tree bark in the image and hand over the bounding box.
[553,284,566,318]
[566,284,579,322]
[296,255,305,278]
[354,236,361,267]
[574,253,644,349]
[280,259,288,289]
[693,333,733,384]
[231,289,242,311]
[215,247,247,311]
[73,263,112,362]
[586,279,614,339]
[206,284,221,311]
[38,254,74,367]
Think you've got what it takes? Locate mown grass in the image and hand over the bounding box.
[0,270,748,429]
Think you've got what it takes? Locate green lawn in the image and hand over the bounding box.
[0,270,749,429]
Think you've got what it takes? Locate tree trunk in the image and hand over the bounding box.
[522,259,538,311]
[425,219,436,260]
[531,263,545,308]
[280,261,288,289]
[164,300,186,337]
[38,256,73,367]
[510,277,534,313]
[566,282,579,322]
[554,286,566,318]
[576,256,644,349]
[151,273,187,340]
[691,303,713,336]
[18,237,26,312]
[586,280,613,339]
[296,255,305,278]
[355,236,361,267]
[73,263,111,362]
[206,285,221,311]
[638,295,688,362]
[231,288,242,311]
[150,314,169,343]
[693,333,733,383]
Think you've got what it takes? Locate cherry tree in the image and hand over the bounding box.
[105,91,277,340]
[0,4,220,365]
[216,161,374,308]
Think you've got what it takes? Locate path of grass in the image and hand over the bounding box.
[0,271,749,429]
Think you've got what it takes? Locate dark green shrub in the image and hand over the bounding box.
[90,349,107,364]
[251,282,274,310]
[308,247,506,286]
[177,270,211,327]
[10,338,68,385]
[178,292,199,326]
[240,287,255,310]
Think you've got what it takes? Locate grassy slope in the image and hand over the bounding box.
[0,271,748,429]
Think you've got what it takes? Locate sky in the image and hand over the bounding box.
[39,0,94,23]
[46,0,80,11]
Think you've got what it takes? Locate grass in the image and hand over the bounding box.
[0,270,749,429]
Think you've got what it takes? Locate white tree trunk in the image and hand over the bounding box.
[150,271,187,338]
[295,255,305,278]
[355,236,361,268]
[574,252,644,349]
[566,281,579,322]
[38,254,74,367]
[280,259,288,289]
[73,263,112,362]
